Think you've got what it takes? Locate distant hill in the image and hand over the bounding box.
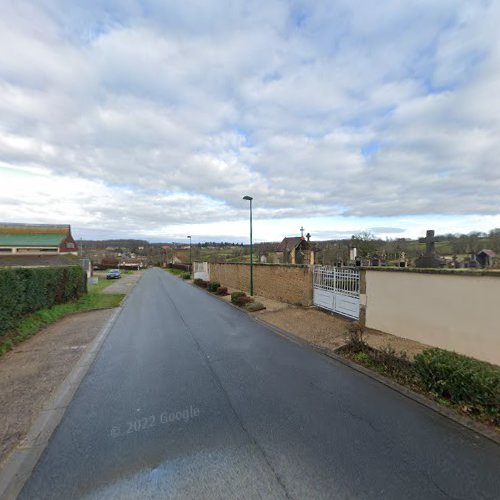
[81,239,149,250]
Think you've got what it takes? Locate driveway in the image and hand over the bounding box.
[100,271,143,294]
[20,268,500,499]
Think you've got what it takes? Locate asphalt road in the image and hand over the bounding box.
[20,268,500,499]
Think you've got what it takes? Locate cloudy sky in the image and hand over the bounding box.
[1,1,499,243]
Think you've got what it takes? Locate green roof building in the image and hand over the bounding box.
[0,223,79,257]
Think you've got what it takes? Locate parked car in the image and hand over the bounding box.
[106,269,121,279]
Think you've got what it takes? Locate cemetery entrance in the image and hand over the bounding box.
[313,266,360,319]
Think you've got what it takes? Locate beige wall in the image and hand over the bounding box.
[365,270,500,365]
[209,263,313,306]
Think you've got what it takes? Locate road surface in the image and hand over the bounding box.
[20,268,500,499]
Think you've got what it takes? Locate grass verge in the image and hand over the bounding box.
[0,278,125,357]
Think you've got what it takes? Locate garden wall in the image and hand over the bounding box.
[208,262,313,306]
[364,269,500,365]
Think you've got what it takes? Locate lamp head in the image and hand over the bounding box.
[243,195,253,201]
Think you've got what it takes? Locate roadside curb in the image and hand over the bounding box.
[0,306,123,500]
[252,316,500,447]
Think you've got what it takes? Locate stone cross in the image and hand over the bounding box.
[415,229,441,268]
[419,230,437,255]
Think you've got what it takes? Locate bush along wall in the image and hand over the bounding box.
[414,348,500,418]
[0,266,87,336]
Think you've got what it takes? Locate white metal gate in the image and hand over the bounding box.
[313,266,360,319]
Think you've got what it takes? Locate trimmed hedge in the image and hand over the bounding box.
[207,281,221,293]
[414,348,500,413]
[0,266,87,336]
[194,278,208,288]
[234,295,254,307]
[230,291,246,304]
[245,301,266,312]
[170,263,191,272]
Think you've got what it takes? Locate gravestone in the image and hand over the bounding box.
[466,254,479,268]
[415,230,441,268]
[399,251,407,268]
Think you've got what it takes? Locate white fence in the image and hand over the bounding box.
[313,266,360,319]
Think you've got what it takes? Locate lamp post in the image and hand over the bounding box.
[242,196,253,296]
[187,236,192,273]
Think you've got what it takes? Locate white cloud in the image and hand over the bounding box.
[0,0,499,240]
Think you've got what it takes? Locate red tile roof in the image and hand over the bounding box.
[276,236,304,252]
[478,249,496,257]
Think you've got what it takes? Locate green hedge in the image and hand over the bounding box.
[0,266,86,336]
[414,348,500,413]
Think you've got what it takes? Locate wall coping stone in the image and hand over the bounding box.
[363,266,500,277]
[208,262,311,269]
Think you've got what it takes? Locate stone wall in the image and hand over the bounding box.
[209,263,313,306]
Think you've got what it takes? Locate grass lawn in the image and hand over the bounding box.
[0,277,125,356]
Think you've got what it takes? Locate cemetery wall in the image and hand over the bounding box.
[209,263,313,306]
[364,270,500,365]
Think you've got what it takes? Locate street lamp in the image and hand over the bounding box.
[242,195,253,296]
[187,236,192,272]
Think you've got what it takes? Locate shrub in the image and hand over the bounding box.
[230,291,246,304]
[0,266,86,336]
[234,295,254,307]
[344,321,367,352]
[414,348,500,413]
[171,263,191,272]
[180,272,191,280]
[193,278,208,288]
[372,346,415,385]
[216,286,228,296]
[207,281,221,293]
[353,352,371,365]
[245,301,266,312]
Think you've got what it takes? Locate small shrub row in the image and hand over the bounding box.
[180,272,191,280]
[216,286,228,296]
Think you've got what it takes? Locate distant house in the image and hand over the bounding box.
[0,223,79,256]
[276,233,315,265]
[476,249,496,268]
